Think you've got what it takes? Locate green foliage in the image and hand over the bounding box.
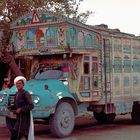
[0,0,92,23]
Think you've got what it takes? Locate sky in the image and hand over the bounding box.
[79,0,140,36]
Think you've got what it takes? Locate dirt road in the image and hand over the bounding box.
[0,114,140,140]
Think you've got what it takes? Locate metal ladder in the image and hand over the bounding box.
[103,39,112,113]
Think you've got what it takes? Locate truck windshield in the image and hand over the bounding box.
[34,69,63,80]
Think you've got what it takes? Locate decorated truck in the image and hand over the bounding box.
[0,10,140,138]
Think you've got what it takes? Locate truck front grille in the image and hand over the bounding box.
[8,95,15,106]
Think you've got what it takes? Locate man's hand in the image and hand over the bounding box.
[6,105,13,111]
[15,108,21,114]
[6,105,11,109]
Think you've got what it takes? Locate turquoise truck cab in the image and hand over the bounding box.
[0,65,78,138]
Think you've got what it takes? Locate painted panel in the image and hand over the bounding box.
[132,46,140,55]
[133,59,140,72]
[46,27,57,46]
[85,33,92,47]
[115,102,133,114]
[114,38,121,45]
[80,92,90,97]
[123,73,131,95]
[114,74,122,96]
[57,26,67,47]
[92,76,98,90]
[124,59,131,72]
[123,45,131,54]
[113,45,122,58]
[36,28,45,47]
[78,31,84,47]
[92,57,99,91]
[67,27,76,47]
[132,73,140,95]
[16,31,26,50]
[92,61,98,75]
[84,77,90,90]
[114,59,122,73]
[79,76,90,91]
[26,29,36,48]
[94,35,100,47]
[12,11,60,27]
[122,38,131,46]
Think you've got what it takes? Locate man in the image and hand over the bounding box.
[10,76,34,140]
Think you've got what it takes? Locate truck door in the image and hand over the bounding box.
[79,54,101,101]
[92,56,99,96]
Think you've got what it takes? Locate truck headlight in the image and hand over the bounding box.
[33,96,40,104]
[63,81,68,85]
[0,95,4,103]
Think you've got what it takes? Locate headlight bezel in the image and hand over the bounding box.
[0,95,5,103]
[0,96,4,103]
[33,96,40,104]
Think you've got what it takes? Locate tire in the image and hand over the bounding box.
[131,105,140,124]
[94,112,116,124]
[5,116,16,133]
[49,102,75,138]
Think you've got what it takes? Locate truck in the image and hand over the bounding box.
[0,10,140,138]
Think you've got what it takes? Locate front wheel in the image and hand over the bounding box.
[49,102,75,138]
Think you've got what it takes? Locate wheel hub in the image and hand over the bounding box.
[61,111,70,128]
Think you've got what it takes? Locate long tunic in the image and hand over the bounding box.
[14,89,34,135]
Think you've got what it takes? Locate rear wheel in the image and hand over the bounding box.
[131,111,140,123]
[131,103,140,124]
[49,102,75,138]
[94,112,116,124]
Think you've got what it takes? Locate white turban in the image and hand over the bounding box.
[14,76,26,85]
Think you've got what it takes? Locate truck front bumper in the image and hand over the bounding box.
[0,106,9,116]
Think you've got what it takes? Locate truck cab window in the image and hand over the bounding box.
[84,62,89,74]
[35,69,63,80]
[83,56,90,74]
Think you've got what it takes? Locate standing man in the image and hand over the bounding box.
[10,76,34,140]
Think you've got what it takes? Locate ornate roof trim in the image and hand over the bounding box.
[10,9,101,36]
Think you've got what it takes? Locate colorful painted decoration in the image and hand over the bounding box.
[36,29,45,47]
[58,26,66,47]
[46,27,57,46]
[31,10,41,24]
[11,10,101,55]
[78,31,84,47]
[26,30,36,48]
[16,31,25,50]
